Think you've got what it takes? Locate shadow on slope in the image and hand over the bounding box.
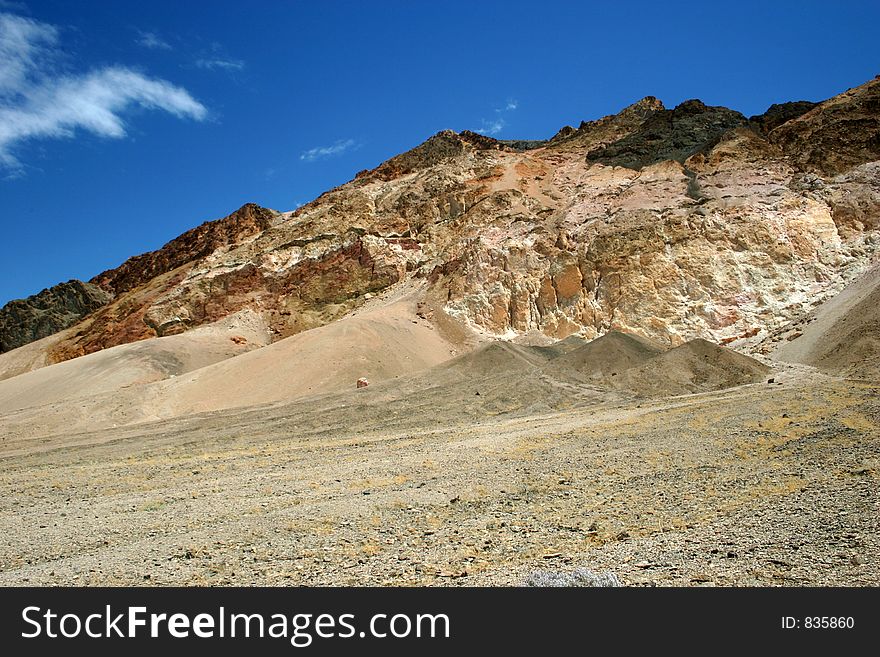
[546,331,666,381]
[775,264,880,379]
[617,338,771,397]
[0,310,269,415]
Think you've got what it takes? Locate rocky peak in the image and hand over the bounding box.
[361,129,513,182]
[548,96,665,152]
[549,125,577,142]
[749,101,818,135]
[617,95,666,119]
[768,77,880,175]
[675,99,710,112]
[0,280,111,353]
[576,96,667,132]
[91,202,277,296]
[585,99,747,168]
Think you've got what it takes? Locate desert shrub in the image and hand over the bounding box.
[521,567,622,587]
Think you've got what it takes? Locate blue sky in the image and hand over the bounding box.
[1,0,878,306]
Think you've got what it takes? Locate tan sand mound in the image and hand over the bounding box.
[546,330,666,381]
[155,293,461,418]
[0,310,270,415]
[0,329,70,383]
[436,341,547,379]
[775,264,880,379]
[528,334,588,360]
[618,338,770,397]
[0,289,466,439]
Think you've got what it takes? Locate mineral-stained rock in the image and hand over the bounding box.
[585,99,748,169]
[8,76,880,365]
[823,162,880,235]
[0,280,111,353]
[769,77,880,176]
[91,203,278,295]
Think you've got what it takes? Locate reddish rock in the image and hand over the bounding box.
[91,203,277,295]
[11,76,880,367]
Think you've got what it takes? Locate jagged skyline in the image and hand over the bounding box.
[1,0,879,306]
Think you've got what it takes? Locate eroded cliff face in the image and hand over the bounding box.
[16,77,880,363]
[90,202,279,296]
[0,280,111,353]
[437,119,878,346]
[768,79,880,176]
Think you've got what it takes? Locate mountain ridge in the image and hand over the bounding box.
[1,76,878,372]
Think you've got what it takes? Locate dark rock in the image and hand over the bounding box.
[498,139,548,151]
[549,125,577,142]
[585,99,747,169]
[769,77,880,175]
[749,101,818,135]
[0,280,111,353]
[91,203,277,296]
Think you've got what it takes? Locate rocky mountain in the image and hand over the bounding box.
[0,280,110,353]
[3,76,879,368]
[90,202,279,296]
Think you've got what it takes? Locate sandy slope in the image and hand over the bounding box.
[0,329,68,383]
[618,338,771,397]
[0,309,270,416]
[545,331,665,381]
[0,285,466,438]
[154,288,462,417]
[776,263,880,378]
[0,312,771,444]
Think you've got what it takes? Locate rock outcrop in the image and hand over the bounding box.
[749,101,817,135]
[5,77,880,366]
[768,76,880,175]
[90,203,278,295]
[585,99,748,169]
[0,280,110,353]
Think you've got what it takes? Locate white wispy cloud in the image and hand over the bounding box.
[0,12,206,170]
[477,118,505,136]
[476,98,519,136]
[195,57,245,72]
[137,30,172,51]
[300,138,356,162]
[0,10,55,94]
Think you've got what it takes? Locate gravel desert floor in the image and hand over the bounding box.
[1,367,877,587]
